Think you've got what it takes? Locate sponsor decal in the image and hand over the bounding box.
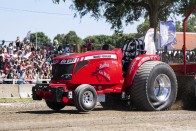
[91,62,111,82]
[60,58,77,64]
[84,54,117,60]
[93,55,101,58]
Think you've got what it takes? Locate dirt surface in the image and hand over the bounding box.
[1,100,196,131]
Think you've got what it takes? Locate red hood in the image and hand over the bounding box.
[53,49,120,60]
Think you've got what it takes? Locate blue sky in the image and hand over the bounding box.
[0,0,144,42]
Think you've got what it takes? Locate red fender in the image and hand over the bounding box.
[122,54,160,91]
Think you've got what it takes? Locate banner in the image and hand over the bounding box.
[160,20,177,47]
[144,28,157,55]
[26,31,31,42]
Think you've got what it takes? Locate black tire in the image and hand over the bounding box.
[130,61,177,111]
[100,93,129,110]
[74,84,97,112]
[45,100,66,111]
[174,75,196,110]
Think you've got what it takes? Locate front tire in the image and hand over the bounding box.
[74,84,97,112]
[45,100,66,111]
[130,61,177,111]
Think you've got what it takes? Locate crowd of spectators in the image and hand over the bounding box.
[0,37,57,84]
[0,37,97,84]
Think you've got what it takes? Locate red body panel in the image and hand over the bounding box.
[72,59,123,84]
[170,63,196,75]
[123,54,160,91]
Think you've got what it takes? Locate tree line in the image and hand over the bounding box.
[26,14,196,49]
[25,31,139,49]
[24,0,196,48]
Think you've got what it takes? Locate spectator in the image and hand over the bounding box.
[32,69,38,84]
[0,45,3,54]
[102,42,110,50]
[25,70,33,84]
[17,69,26,84]
[12,50,18,59]
[65,44,70,54]
[30,44,35,52]
[3,59,10,72]
[15,36,20,49]
[13,45,17,52]
[5,69,14,84]
[3,45,8,54]
[0,56,4,70]
[8,43,13,55]
[0,70,6,84]
[86,39,92,51]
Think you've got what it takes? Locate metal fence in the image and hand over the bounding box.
[0,79,50,84]
[157,50,196,64]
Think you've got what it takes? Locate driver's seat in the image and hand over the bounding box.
[122,38,146,76]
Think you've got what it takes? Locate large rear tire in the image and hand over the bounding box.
[130,61,177,111]
[74,84,97,112]
[45,100,66,111]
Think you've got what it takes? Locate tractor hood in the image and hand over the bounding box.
[53,49,120,61]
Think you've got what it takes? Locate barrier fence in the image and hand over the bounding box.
[0,84,35,98]
[0,79,51,98]
[1,79,50,84]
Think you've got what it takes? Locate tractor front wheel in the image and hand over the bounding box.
[74,84,97,112]
[130,61,177,111]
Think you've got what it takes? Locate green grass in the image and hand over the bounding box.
[0,98,33,103]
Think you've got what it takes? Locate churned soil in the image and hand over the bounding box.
[1,100,196,131]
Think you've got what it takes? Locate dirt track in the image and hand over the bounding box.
[1,101,196,131]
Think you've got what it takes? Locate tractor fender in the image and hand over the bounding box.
[123,54,160,91]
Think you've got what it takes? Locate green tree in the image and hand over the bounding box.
[177,1,196,17]
[63,31,82,45]
[53,0,178,33]
[83,33,137,49]
[53,34,65,44]
[186,16,196,32]
[177,1,196,32]
[53,31,82,46]
[137,19,150,36]
[175,21,182,32]
[30,32,51,45]
[175,16,196,32]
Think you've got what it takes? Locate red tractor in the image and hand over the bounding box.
[32,38,178,112]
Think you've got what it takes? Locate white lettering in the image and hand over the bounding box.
[99,70,110,81]
[99,62,109,69]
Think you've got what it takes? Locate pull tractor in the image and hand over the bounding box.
[32,38,178,112]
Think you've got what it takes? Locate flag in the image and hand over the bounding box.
[26,31,31,42]
[144,28,157,55]
[160,20,177,47]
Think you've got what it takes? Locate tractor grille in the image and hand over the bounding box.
[51,63,74,80]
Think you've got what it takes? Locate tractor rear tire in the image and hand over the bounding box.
[130,61,177,111]
[74,84,97,112]
[45,100,66,111]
